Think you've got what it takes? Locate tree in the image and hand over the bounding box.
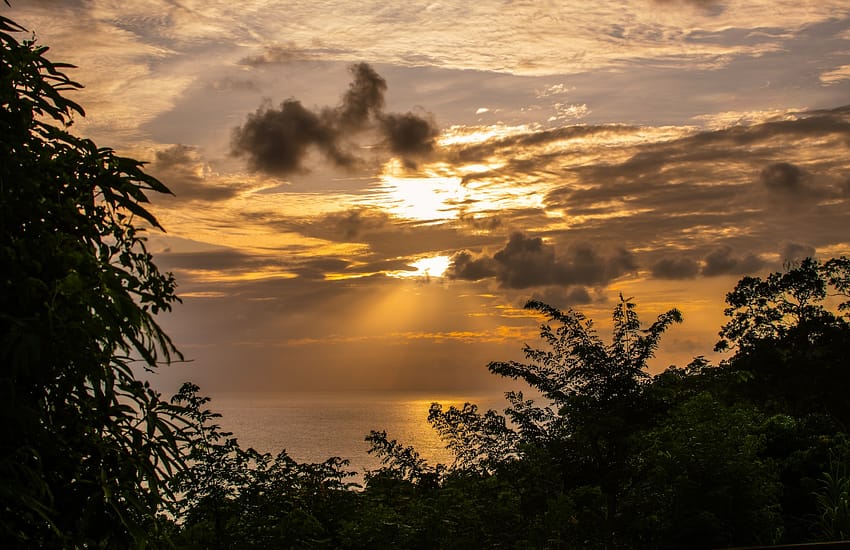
[630,393,783,548]
[426,403,518,472]
[716,258,835,353]
[169,383,358,550]
[1,14,188,547]
[715,258,850,424]
[429,295,682,547]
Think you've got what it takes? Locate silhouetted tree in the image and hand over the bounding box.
[1,14,188,547]
[428,295,682,548]
[170,383,357,550]
[716,257,850,425]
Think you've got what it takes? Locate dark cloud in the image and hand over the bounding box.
[231,99,351,175]
[554,108,850,203]
[347,258,420,275]
[493,233,560,288]
[651,256,701,279]
[781,242,816,265]
[319,209,393,240]
[459,213,504,231]
[449,232,635,289]
[154,144,194,169]
[338,63,386,129]
[701,246,765,277]
[759,162,806,196]
[238,43,352,66]
[292,258,352,280]
[380,111,439,159]
[231,63,439,176]
[757,161,837,206]
[151,145,241,201]
[449,250,498,281]
[529,286,594,308]
[156,249,256,271]
[651,0,725,15]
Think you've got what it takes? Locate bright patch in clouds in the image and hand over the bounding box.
[370,174,466,222]
[438,124,540,147]
[820,65,850,85]
[390,255,452,279]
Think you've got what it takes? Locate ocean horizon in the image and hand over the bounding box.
[206,390,512,477]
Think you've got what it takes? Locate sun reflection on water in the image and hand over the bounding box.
[208,392,510,478]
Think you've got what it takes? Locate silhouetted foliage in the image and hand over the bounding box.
[717,257,850,424]
[158,265,850,548]
[362,273,850,548]
[0,13,189,547]
[169,383,358,550]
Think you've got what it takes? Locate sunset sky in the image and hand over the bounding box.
[12,0,850,393]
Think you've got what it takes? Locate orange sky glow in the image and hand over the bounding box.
[11,0,850,393]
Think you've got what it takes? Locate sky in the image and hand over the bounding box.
[10,0,850,394]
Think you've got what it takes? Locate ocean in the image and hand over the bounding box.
[206,391,511,477]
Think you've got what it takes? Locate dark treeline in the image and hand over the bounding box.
[3,12,850,549]
[163,259,850,549]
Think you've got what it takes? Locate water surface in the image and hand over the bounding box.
[208,391,510,476]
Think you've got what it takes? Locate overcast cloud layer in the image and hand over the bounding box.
[10,0,850,392]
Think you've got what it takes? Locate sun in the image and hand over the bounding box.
[389,255,452,279]
[370,173,466,222]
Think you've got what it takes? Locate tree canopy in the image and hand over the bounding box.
[1,13,188,547]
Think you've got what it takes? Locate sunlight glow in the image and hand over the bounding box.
[438,124,540,146]
[372,174,466,222]
[180,268,299,282]
[458,162,505,175]
[389,255,452,279]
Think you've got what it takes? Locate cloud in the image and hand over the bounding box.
[151,144,242,201]
[231,63,439,176]
[210,77,259,92]
[448,232,636,289]
[651,256,701,279]
[448,124,636,166]
[759,162,807,196]
[533,105,850,255]
[157,249,257,271]
[491,233,558,288]
[448,250,498,281]
[292,258,352,280]
[529,286,595,308]
[781,242,816,265]
[230,98,351,175]
[317,208,393,240]
[380,111,439,159]
[548,102,590,122]
[332,63,385,130]
[758,161,835,206]
[820,64,850,86]
[701,245,765,276]
[238,43,353,66]
[650,0,726,15]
